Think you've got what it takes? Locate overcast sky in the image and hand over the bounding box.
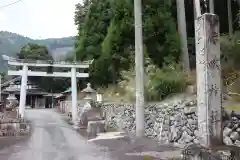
[0,0,81,39]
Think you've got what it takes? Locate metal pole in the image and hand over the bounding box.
[176,0,190,72]
[134,0,145,137]
[227,0,233,39]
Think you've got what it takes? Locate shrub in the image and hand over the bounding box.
[101,57,187,102]
[146,61,187,101]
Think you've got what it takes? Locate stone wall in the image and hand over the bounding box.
[102,96,240,147]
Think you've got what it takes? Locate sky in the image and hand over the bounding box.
[0,0,81,39]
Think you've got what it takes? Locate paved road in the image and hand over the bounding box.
[0,109,112,160]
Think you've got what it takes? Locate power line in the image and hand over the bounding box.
[0,0,23,9]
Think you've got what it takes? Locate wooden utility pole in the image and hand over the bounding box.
[176,0,190,72]
[134,0,145,137]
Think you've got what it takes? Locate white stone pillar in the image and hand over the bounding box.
[19,65,28,118]
[71,67,78,126]
[195,13,222,147]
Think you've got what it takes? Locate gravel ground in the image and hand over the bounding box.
[90,134,182,160]
[0,109,112,160]
[60,110,183,160]
[0,109,183,160]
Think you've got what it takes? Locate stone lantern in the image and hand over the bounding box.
[79,83,97,128]
[5,82,19,110]
[81,83,95,102]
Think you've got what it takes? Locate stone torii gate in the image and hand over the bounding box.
[2,55,93,125]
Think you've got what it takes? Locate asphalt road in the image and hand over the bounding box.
[0,109,112,160]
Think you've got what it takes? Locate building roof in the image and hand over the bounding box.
[0,76,21,88]
[61,87,71,94]
[1,76,48,95]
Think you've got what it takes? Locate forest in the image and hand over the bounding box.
[73,0,240,101]
[9,0,240,101]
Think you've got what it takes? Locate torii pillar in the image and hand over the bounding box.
[19,64,28,118]
[196,13,222,147]
[71,67,78,128]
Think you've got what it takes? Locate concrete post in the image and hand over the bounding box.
[134,0,145,137]
[227,0,233,39]
[195,13,222,147]
[209,0,214,13]
[19,65,28,118]
[176,0,190,72]
[71,67,78,127]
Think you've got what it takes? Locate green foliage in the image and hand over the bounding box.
[220,36,240,79]
[74,0,181,87]
[17,43,52,60]
[116,58,186,102]
[0,72,6,81]
[146,60,187,101]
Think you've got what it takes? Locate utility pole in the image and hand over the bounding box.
[194,0,201,17]
[134,0,145,137]
[227,0,233,39]
[176,0,190,72]
[209,0,214,13]
[0,75,1,102]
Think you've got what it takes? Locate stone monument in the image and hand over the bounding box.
[196,13,222,147]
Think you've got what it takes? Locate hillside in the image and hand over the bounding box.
[0,31,75,71]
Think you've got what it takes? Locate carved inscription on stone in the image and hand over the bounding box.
[196,14,222,146]
[207,56,220,70]
[195,17,205,55]
[208,84,219,96]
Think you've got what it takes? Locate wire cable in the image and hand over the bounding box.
[0,0,23,9]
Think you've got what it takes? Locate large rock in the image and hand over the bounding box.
[223,127,232,137]
[231,111,240,119]
[230,132,240,141]
[223,137,233,145]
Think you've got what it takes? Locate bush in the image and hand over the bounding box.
[101,57,187,102]
[146,61,187,101]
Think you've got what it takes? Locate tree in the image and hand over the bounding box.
[74,0,181,86]
[16,43,69,93]
[17,43,52,60]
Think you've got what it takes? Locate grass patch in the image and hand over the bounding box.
[229,105,240,111]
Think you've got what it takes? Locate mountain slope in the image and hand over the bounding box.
[0,31,75,71]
